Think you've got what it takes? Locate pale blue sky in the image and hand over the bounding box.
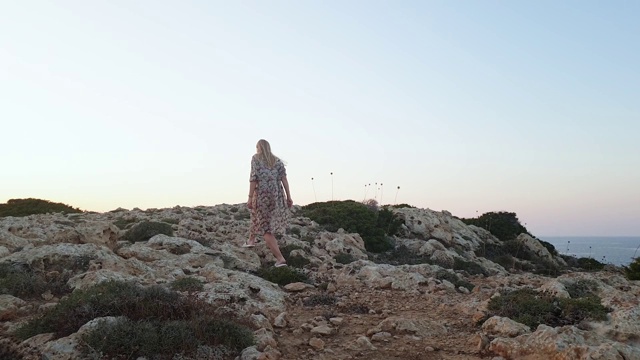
[1,1,638,236]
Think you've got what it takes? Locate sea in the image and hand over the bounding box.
[540,236,640,267]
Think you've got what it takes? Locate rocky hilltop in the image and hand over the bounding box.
[1,203,639,360]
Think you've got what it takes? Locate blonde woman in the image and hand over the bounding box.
[245,139,293,267]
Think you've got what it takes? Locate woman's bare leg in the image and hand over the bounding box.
[247,233,256,246]
[264,232,286,264]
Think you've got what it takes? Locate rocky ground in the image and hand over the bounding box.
[1,204,639,360]
[277,283,489,360]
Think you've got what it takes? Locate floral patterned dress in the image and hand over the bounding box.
[249,155,289,237]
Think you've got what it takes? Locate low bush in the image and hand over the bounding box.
[339,303,370,314]
[301,200,401,253]
[334,252,356,264]
[280,244,310,268]
[435,270,474,291]
[286,254,310,268]
[113,217,137,230]
[123,221,174,242]
[303,294,337,307]
[82,318,252,359]
[539,239,559,256]
[561,255,605,272]
[373,245,431,266]
[390,203,415,209]
[461,211,528,242]
[476,242,561,275]
[14,281,184,339]
[625,257,640,280]
[487,288,610,328]
[0,198,82,217]
[14,280,253,359]
[453,258,487,276]
[256,266,308,286]
[564,279,599,299]
[0,256,92,299]
[170,277,205,292]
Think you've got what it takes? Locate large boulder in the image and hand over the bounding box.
[489,324,640,359]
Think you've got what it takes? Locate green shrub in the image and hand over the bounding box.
[391,203,415,209]
[280,244,310,268]
[303,294,337,307]
[487,288,610,328]
[171,277,205,292]
[0,257,92,299]
[564,279,599,299]
[339,303,370,314]
[561,255,605,272]
[301,200,400,253]
[475,241,561,275]
[435,270,474,291]
[558,297,609,324]
[14,281,190,339]
[461,211,528,242]
[286,254,310,268]
[625,257,640,280]
[0,198,82,217]
[539,239,559,256]
[334,252,356,264]
[256,266,308,286]
[453,258,487,276]
[532,259,562,277]
[82,318,252,359]
[301,234,316,243]
[113,217,137,230]
[373,245,431,266]
[123,221,174,242]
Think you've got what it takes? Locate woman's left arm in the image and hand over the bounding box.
[281,176,292,208]
[248,157,258,209]
[248,181,257,208]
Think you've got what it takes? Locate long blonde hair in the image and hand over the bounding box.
[255,139,279,168]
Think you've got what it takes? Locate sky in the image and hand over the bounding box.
[1,1,638,236]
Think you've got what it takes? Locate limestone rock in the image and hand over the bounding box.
[254,328,277,352]
[540,279,570,298]
[283,282,311,292]
[250,314,274,332]
[0,294,26,321]
[239,346,261,360]
[482,316,531,337]
[489,324,640,359]
[310,325,335,336]
[371,331,392,342]
[355,336,376,350]
[374,316,447,337]
[308,337,325,350]
[273,312,287,328]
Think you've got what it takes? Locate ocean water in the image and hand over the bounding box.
[540,236,640,267]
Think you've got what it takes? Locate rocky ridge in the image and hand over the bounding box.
[0,204,638,360]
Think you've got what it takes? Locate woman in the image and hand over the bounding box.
[246,139,293,267]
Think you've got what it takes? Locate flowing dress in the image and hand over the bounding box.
[249,155,288,237]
